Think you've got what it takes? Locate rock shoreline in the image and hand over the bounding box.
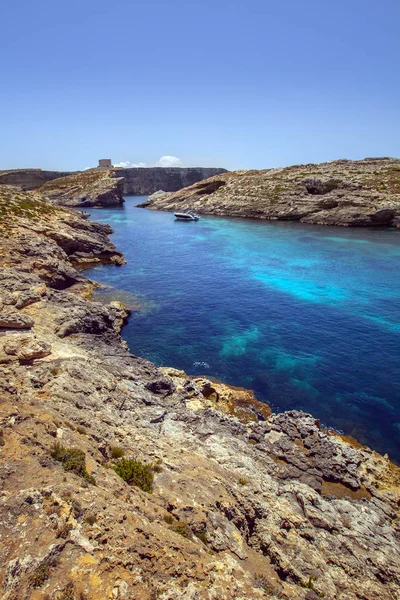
[141,157,400,228]
[1,184,400,599]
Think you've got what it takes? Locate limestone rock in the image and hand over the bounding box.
[39,169,124,207]
[114,167,228,195]
[0,311,34,329]
[4,336,52,361]
[142,157,400,228]
[0,182,399,600]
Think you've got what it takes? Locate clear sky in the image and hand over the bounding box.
[1,0,399,171]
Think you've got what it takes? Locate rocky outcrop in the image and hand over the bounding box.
[1,185,400,599]
[0,169,73,190]
[39,169,125,207]
[141,157,400,227]
[113,167,228,195]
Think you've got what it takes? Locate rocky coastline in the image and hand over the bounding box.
[141,157,400,228]
[1,184,400,599]
[0,167,228,207]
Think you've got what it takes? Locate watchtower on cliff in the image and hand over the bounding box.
[98,159,112,168]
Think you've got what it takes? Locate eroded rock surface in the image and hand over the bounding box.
[0,185,399,599]
[141,157,400,228]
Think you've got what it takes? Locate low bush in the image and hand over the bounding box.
[195,531,208,545]
[169,520,192,539]
[112,457,153,492]
[163,513,174,525]
[110,446,125,459]
[50,442,95,484]
[85,512,97,525]
[31,557,58,588]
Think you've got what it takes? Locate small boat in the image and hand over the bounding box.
[174,210,200,221]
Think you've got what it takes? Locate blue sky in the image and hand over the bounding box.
[1,0,399,171]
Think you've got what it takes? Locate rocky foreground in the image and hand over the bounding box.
[1,185,400,600]
[141,157,400,227]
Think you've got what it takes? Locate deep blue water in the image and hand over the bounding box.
[86,197,400,462]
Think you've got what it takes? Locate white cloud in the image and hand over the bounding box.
[114,161,147,168]
[113,156,183,168]
[157,155,182,168]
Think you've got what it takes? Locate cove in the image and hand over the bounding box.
[85,197,400,463]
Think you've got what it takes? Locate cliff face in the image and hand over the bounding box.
[39,169,125,208]
[113,167,228,195]
[141,158,400,227]
[0,169,73,191]
[1,185,400,600]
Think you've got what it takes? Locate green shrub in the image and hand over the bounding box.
[50,442,95,484]
[238,477,247,485]
[169,520,192,539]
[76,426,87,435]
[110,446,125,459]
[163,513,174,525]
[31,557,58,588]
[112,457,153,492]
[195,531,208,545]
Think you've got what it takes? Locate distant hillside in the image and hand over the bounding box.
[0,169,73,190]
[113,166,228,195]
[141,157,400,228]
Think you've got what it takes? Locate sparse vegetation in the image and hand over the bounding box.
[56,522,72,538]
[163,513,174,525]
[254,574,274,593]
[76,426,87,435]
[112,457,154,492]
[301,575,325,598]
[239,477,247,485]
[169,520,192,539]
[50,442,95,484]
[31,557,58,588]
[56,582,75,600]
[110,446,125,459]
[85,512,97,525]
[195,531,208,545]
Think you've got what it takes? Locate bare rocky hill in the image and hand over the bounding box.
[1,185,400,599]
[141,158,400,227]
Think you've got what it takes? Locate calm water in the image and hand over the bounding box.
[86,197,400,462]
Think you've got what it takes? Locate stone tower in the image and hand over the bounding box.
[98,159,112,168]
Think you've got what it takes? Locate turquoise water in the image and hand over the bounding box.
[86,197,400,462]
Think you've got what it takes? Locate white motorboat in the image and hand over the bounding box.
[174,210,200,221]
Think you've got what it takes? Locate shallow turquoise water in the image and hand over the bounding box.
[86,197,400,462]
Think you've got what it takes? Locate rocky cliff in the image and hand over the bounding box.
[39,169,125,208]
[113,167,228,195]
[1,184,400,600]
[0,169,73,191]
[141,158,400,227]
